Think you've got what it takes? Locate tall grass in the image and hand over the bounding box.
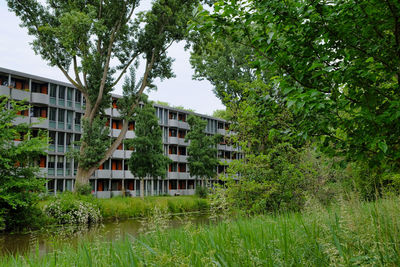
[3,196,400,266]
[99,196,209,220]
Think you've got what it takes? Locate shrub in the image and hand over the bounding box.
[75,183,93,196]
[195,186,209,199]
[44,193,101,225]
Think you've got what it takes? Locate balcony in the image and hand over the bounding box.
[125,150,132,158]
[112,170,124,179]
[179,173,190,179]
[168,137,179,144]
[217,144,226,150]
[179,155,188,162]
[168,119,179,128]
[178,121,189,129]
[113,109,121,117]
[112,150,124,158]
[112,129,121,137]
[178,138,188,146]
[97,170,111,179]
[125,170,134,178]
[126,131,135,139]
[105,108,111,116]
[96,191,111,199]
[168,154,179,162]
[11,88,30,101]
[0,85,10,96]
[13,116,30,125]
[168,172,179,179]
[31,117,49,128]
[217,128,226,135]
[31,92,49,105]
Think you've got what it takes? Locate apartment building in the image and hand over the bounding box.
[0,67,242,197]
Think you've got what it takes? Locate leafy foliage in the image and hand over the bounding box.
[0,97,48,231]
[185,115,220,180]
[195,186,209,199]
[127,96,170,190]
[194,0,400,172]
[44,193,101,225]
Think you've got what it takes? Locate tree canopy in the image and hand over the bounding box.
[7,0,203,186]
[185,115,220,182]
[193,0,400,171]
[127,95,170,197]
[0,97,48,231]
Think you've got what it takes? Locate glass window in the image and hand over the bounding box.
[48,155,55,169]
[67,88,73,101]
[75,113,81,125]
[50,84,57,98]
[66,111,73,130]
[58,109,65,122]
[75,90,81,103]
[49,108,57,121]
[58,86,65,99]
[169,129,177,137]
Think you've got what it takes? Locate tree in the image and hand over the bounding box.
[127,95,170,198]
[0,97,48,231]
[211,109,229,121]
[194,0,400,172]
[7,0,202,187]
[185,115,220,186]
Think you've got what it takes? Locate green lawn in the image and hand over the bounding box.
[4,196,400,266]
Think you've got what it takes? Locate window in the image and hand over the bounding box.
[112,120,122,129]
[128,121,135,130]
[75,113,81,125]
[169,180,177,190]
[218,122,224,129]
[178,130,186,138]
[57,156,64,176]
[66,111,73,130]
[169,128,177,137]
[58,86,65,100]
[0,74,8,86]
[169,162,177,172]
[30,106,47,118]
[58,132,64,152]
[67,88,73,107]
[49,131,56,151]
[48,156,55,175]
[178,113,186,122]
[178,146,186,156]
[178,163,186,172]
[169,112,177,120]
[75,90,81,103]
[169,145,177,155]
[111,159,123,170]
[66,133,73,151]
[58,109,65,129]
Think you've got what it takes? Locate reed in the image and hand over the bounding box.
[3,196,400,266]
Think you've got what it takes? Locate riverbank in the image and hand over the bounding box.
[39,194,209,221]
[2,196,400,266]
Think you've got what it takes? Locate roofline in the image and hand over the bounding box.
[0,67,227,122]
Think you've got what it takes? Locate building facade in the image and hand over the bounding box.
[0,67,242,197]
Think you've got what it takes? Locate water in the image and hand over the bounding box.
[0,213,210,256]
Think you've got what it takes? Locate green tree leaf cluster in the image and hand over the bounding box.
[185,115,220,184]
[195,0,400,172]
[0,97,48,231]
[127,96,171,198]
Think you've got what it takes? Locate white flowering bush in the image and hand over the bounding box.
[44,193,101,225]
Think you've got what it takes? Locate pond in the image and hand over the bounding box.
[0,212,211,256]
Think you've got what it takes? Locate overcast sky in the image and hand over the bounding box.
[0,1,225,116]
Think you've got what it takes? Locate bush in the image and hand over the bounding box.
[75,183,93,196]
[44,193,101,225]
[195,186,209,199]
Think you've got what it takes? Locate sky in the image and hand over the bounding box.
[0,1,225,116]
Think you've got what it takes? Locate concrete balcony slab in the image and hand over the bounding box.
[97,170,111,179]
[112,129,121,137]
[31,92,49,105]
[168,172,179,179]
[112,150,124,158]
[168,119,179,128]
[96,191,111,199]
[13,116,30,125]
[113,109,121,117]
[11,89,30,101]
[0,85,10,96]
[105,108,111,116]
[126,131,135,139]
[112,170,124,179]
[31,117,49,128]
[168,154,179,162]
[168,137,179,144]
[125,170,134,178]
[178,121,189,129]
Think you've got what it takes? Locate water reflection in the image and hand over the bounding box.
[0,212,210,256]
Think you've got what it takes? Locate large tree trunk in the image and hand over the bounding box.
[140,179,144,198]
[74,167,96,191]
